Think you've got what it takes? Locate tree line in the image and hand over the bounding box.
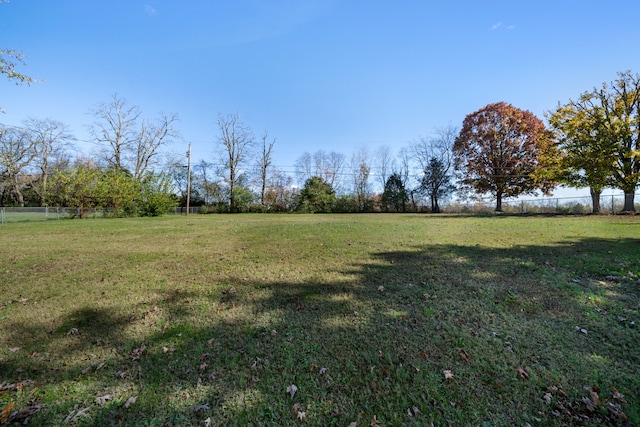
[2,63,639,214]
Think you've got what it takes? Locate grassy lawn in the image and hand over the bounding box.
[0,214,638,426]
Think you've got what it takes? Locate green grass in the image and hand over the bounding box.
[0,214,639,426]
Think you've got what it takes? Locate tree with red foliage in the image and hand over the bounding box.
[453,102,556,212]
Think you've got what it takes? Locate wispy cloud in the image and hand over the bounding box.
[144,4,157,16]
[491,22,516,31]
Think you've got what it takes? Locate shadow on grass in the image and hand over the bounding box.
[1,238,639,426]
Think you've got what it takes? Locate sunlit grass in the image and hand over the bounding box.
[0,214,638,426]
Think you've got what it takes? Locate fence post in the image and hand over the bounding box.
[611,195,615,214]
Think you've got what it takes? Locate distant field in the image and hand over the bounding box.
[0,214,638,426]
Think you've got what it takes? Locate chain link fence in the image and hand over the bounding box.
[442,193,639,214]
[1,193,638,223]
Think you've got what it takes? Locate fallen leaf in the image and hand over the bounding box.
[207,337,215,346]
[459,348,470,363]
[8,402,43,422]
[319,367,327,375]
[62,406,91,424]
[130,344,146,360]
[195,403,210,414]
[296,411,306,421]
[270,330,277,336]
[589,387,601,407]
[611,386,625,401]
[443,370,454,379]
[67,328,78,336]
[115,370,126,379]
[287,384,298,399]
[199,362,208,371]
[411,406,420,415]
[291,402,301,415]
[204,417,211,427]
[8,347,20,353]
[518,368,529,380]
[583,396,596,412]
[94,395,112,405]
[543,393,552,405]
[123,396,137,409]
[330,408,343,417]
[377,286,385,292]
[371,415,381,426]
[348,423,357,427]
[418,350,427,358]
[0,402,15,423]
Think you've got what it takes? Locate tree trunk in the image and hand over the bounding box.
[589,187,601,214]
[495,192,503,212]
[432,194,440,213]
[622,191,636,212]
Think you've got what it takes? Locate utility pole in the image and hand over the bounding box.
[186,143,191,216]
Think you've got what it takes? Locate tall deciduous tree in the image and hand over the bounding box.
[0,125,36,206]
[375,145,394,192]
[350,146,371,211]
[413,125,457,213]
[215,113,254,212]
[23,118,73,206]
[453,102,556,211]
[256,130,276,205]
[294,150,345,192]
[548,100,615,213]
[593,71,640,211]
[90,94,178,180]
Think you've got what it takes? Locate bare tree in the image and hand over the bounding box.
[90,95,140,172]
[294,152,314,185]
[0,125,37,206]
[135,113,179,180]
[256,130,276,205]
[350,146,371,211]
[397,146,416,210]
[375,145,394,192]
[413,125,458,212]
[23,118,73,206]
[326,151,346,192]
[294,150,345,191]
[216,113,255,211]
[90,94,177,179]
[412,125,457,172]
[264,168,294,211]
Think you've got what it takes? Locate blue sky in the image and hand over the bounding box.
[2,0,640,194]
